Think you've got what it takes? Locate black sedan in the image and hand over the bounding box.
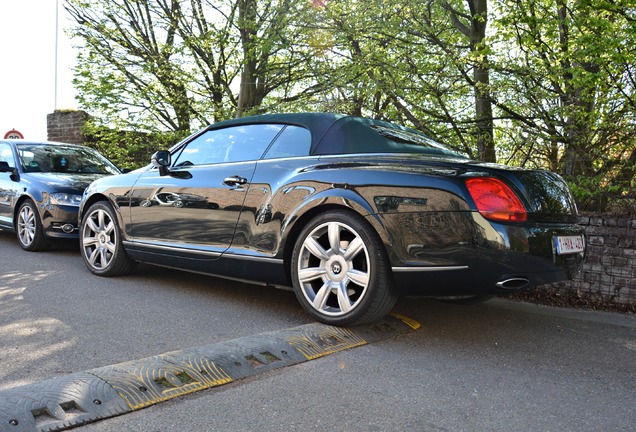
[78,113,586,325]
[0,140,121,251]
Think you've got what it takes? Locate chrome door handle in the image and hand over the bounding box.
[223,176,248,186]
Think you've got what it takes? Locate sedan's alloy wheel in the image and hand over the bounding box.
[16,200,48,251]
[292,210,397,326]
[17,204,36,246]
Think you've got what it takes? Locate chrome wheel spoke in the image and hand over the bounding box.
[86,217,101,234]
[298,266,327,283]
[87,247,101,267]
[343,236,364,261]
[83,235,100,247]
[103,221,115,236]
[327,222,341,253]
[99,248,110,267]
[347,268,369,287]
[304,237,330,261]
[104,241,116,254]
[312,281,332,310]
[335,282,353,313]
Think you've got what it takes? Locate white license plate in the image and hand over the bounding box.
[554,235,585,255]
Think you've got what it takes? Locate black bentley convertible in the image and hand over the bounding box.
[78,113,586,325]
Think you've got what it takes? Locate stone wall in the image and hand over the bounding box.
[553,214,636,306]
[46,110,89,144]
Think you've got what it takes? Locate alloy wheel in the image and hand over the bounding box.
[296,220,371,317]
[17,204,36,247]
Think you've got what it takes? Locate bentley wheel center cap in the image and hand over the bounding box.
[332,262,342,275]
[327,256,348,281]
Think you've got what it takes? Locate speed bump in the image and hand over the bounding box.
[0,314,419,431]
[0,373,129,431]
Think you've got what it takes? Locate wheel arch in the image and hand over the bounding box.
[80,192,128,238]
[280,194,393,285]
[12,195,35,229]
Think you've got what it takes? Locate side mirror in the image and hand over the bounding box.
[151,150,171,176]
[0,161,11,173]
[0,161,19,180]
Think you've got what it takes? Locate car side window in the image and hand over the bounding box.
[263,126,312,159]
[0,144,13,165]
[173,124,284,166]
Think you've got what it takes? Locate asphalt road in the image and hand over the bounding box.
[1,229,635,431]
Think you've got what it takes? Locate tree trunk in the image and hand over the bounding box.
[468,0,496,162]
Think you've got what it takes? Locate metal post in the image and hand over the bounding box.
[55,0,59,110]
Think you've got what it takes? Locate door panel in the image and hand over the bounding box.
[128,162,257,255]
[126,123,284,256]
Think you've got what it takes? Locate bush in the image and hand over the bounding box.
[82,120,190,170]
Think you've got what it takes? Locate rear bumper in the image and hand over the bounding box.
[378,211,586,296]
[392,252,584,296]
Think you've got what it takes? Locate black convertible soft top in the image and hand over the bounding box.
[207,112,466,158]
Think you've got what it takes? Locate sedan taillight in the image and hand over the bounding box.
[465,177,527,222]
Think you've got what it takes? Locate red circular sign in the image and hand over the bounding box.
[4,129,24,139]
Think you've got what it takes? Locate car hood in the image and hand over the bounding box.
[25,172,109,192]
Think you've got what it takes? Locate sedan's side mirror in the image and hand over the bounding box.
[151,150,171,176]
[0,161,19,180]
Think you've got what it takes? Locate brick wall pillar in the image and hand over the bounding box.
[46,110,90,144]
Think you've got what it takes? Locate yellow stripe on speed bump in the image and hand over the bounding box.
[87,353,233,410]
[286,325,367,360]
[0,314,420,432]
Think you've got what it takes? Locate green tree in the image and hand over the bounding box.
[491,0,636,208]
[66,0,323,129]
[67,0,195,131]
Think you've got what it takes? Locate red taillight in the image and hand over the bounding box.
[465,177,527,222]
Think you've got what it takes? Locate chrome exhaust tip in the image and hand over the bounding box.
[496,277,530,290]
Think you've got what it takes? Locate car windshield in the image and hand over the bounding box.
[16,144,120,175]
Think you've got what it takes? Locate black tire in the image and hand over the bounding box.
[291,210,397,326]
[80,201,137,276]
[16,199,50,251]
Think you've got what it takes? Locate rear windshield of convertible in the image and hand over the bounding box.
[313,116,467,158]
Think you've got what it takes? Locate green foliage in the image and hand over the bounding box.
[82,118,189,170]
[568,174,636,216]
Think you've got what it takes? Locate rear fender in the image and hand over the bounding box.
[280,186,392,265]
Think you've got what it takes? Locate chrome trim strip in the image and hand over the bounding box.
[392,265,469,272]
[223,253,284,264]
[124,240,222,257]
[123,240,284,264]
